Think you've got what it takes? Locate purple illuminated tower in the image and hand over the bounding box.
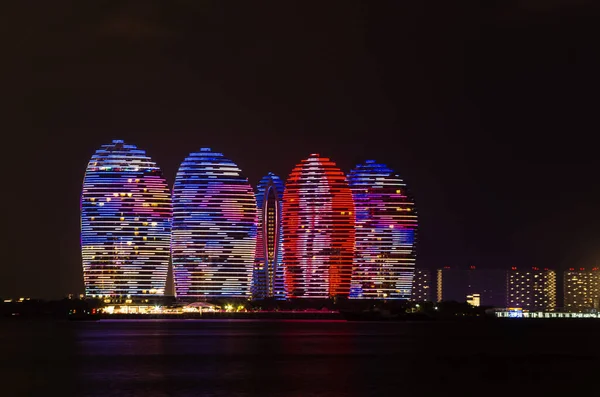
[348,160,418,299]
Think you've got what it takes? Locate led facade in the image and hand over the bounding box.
[507,268,557,311]
[282,154,355,298]
[81,140,171,296]
[348,161,417,299]
[253,173,286,300]
[172,148,257,298]
[564,268,600,312]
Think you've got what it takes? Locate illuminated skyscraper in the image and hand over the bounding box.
[348,160,417,299]
[253,173,285,300]
[564,268,600,312]
[81,140,171,296]
[282,154,355,298]
[172,148,257,298]
[508,267,557,311]
[411,269,432,302]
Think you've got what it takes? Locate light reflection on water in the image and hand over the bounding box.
[1,319,599,396]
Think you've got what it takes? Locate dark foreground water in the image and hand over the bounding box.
[1,319,599,396]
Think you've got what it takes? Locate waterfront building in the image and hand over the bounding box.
[564,268,600,312]
[411,269,432,301]
[282,154,355,298]
[81,140,171,296]
[172,148,257,298]
[253,173,286,300]
[507,267,557,311]
[436,267,507,307]
[348,160,418,300]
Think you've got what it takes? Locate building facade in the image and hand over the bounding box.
[282,154,355,298]
[564,268,600,312]
[507,267,557,311]
[81,140,171,296]
[348,160,418,300]
[436,267,507,307]
[171,148,257,298]
[411,269,432,302]
[253,173,285,300]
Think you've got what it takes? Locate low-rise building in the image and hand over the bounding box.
[564,268,599,312]
[507,267,556,311]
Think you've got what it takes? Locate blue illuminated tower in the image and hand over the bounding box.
[253,173,285,300]
[348,160,418,299]
[172,148,257,298]
[81,140,172,297]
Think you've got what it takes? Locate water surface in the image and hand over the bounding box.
[1,319,598,396]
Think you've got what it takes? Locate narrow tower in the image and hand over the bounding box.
[253,173,285,300]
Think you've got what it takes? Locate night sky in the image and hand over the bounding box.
[2,1,599,298]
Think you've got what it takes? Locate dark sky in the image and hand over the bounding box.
[1,1,599,298]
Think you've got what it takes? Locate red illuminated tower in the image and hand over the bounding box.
[282,154,355,298]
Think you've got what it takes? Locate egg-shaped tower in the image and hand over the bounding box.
[81,140,172,297]
[282,154,355,298]
[172,148,257,298]
[253,172,286,300]
[348,160,418,299]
